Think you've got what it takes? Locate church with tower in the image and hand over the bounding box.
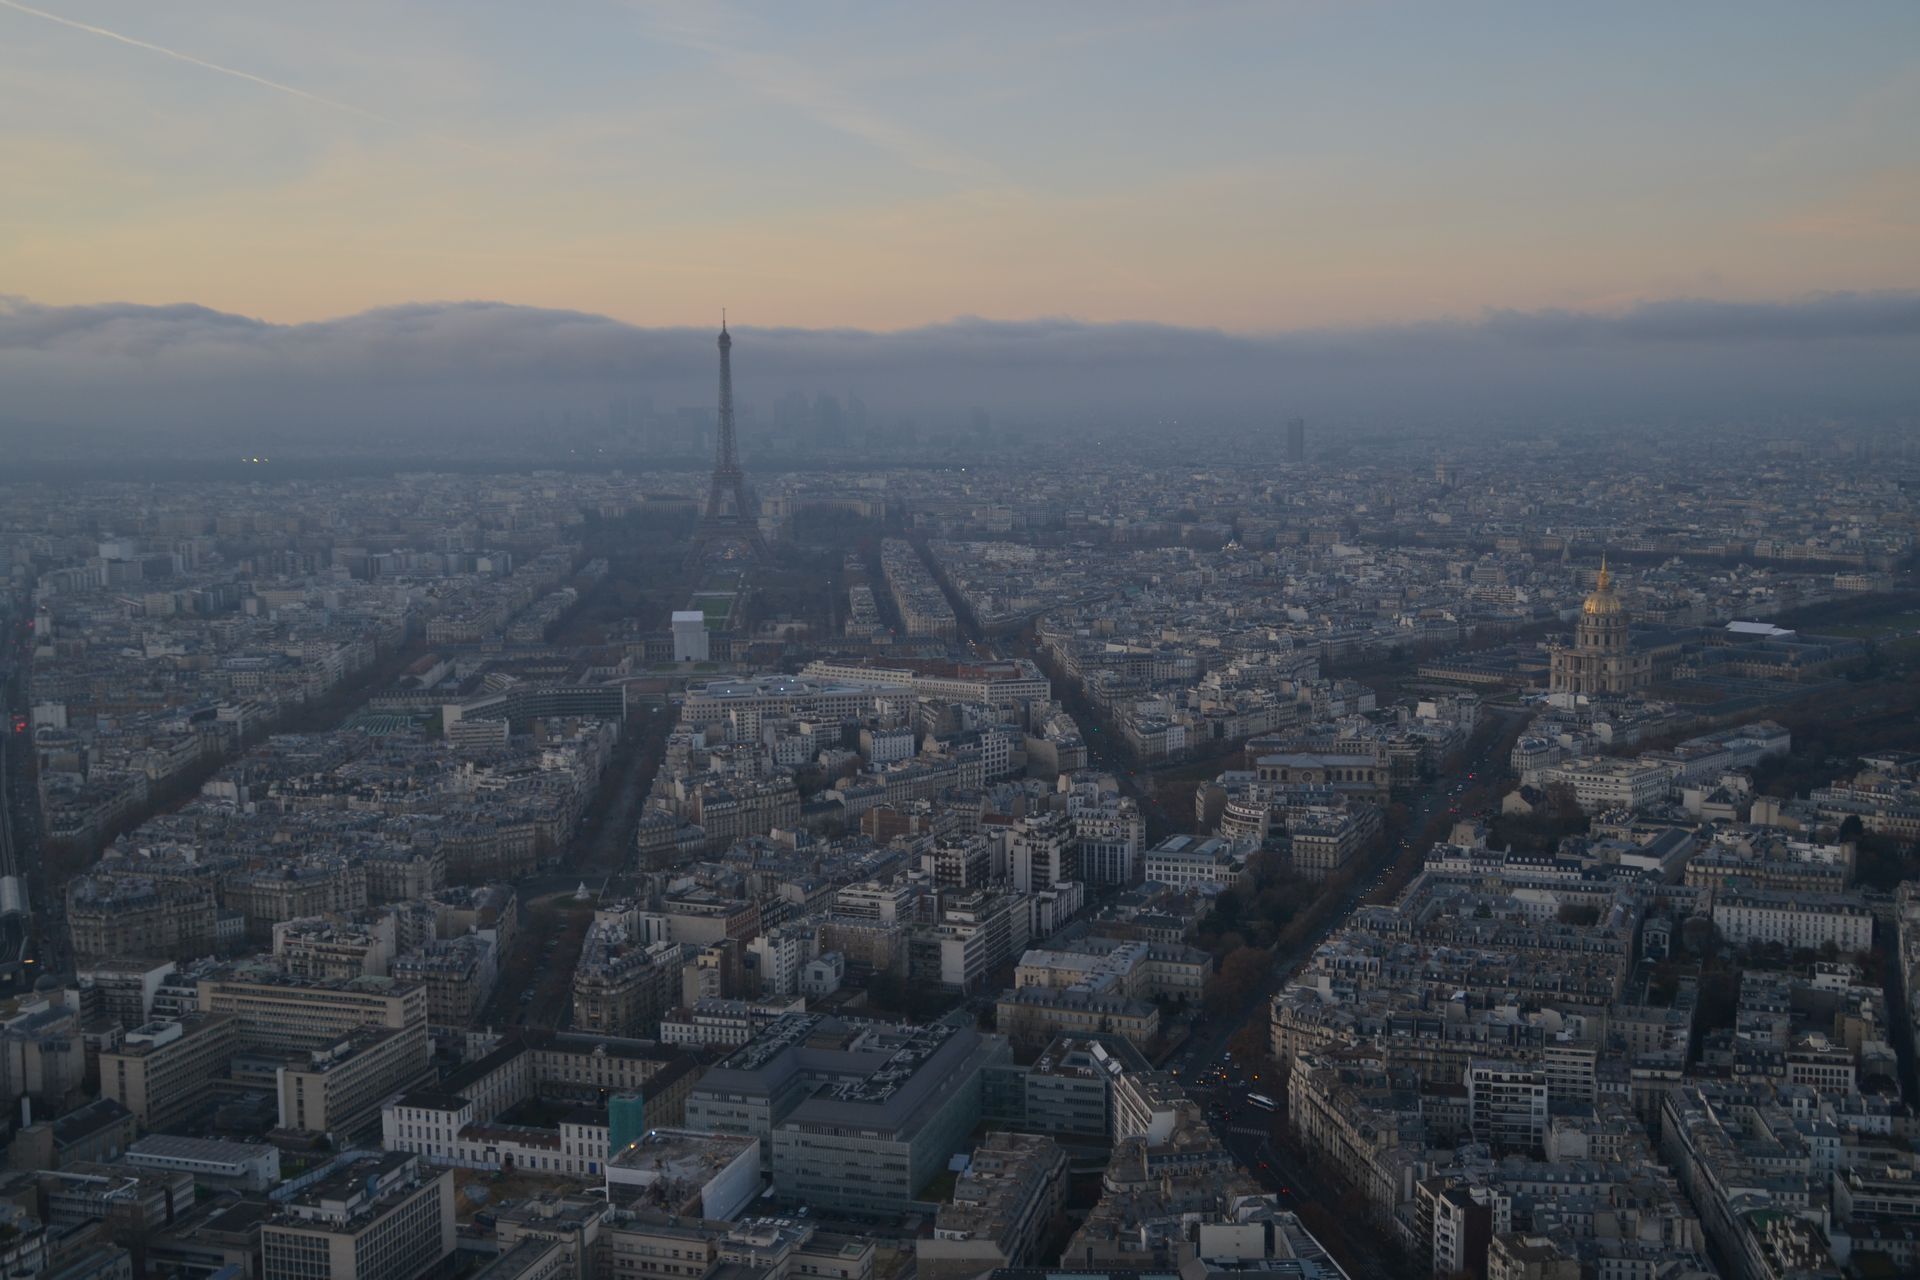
[1550,557,1653,697]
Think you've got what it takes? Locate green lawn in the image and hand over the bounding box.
[690,592,738,630]
[919,1168,961,1203]
[1815,609,1920,640]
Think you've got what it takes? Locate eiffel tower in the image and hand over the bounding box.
[689,316,770,564]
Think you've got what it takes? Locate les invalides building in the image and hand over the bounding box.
[1550,557,1653,697]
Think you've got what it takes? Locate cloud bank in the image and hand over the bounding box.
[2,291,1916,448]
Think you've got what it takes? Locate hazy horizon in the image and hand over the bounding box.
[2,289,1917,449]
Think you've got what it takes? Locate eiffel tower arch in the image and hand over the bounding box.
[689,318,770,564]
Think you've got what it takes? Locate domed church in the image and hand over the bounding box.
[1550,556,1653,696]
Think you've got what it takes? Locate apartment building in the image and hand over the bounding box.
[1468,1061,1550,1155]
[1711,886,1874,952]
[391,934,498,1028]
[1288,803,1381,882]
[1010,812,1074,894]
[994,986,1160,1054]
[917,1133,1068,1280]
[66,877,220,964]
[1012,937,1212,1005]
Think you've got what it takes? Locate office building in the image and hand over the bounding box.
[125,1134,280,1192]
[99,1013,241,1130]
[1141,835,1247,891]
[197,973,427,1053]
[277,1023,433,1144]
[260,1152,454,1280]
[685,1013,1010,1215]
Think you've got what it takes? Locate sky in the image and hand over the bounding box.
[4,1,1918,332]
[2,2,1918,440]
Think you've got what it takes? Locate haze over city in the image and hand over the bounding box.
[4,2,1919,445]
[5,8,1920,1280]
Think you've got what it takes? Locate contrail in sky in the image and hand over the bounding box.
[0,0,389,123]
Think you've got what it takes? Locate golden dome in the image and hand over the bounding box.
[1582,555,1622,615]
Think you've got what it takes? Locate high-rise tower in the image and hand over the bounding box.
[691,317,769,562]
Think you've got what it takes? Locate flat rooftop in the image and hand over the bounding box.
[128,1134,275,1165]
[609,1128,756,1182]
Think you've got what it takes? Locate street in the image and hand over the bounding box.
[476,702,671,1030]
[918,526,1522,1277]
[0,620,49,987]
[1166,709,1524,1278]
[1169,709,1521,1075]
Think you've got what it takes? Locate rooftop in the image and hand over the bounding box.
[128,1134,275,1164]
[609,1127,758,1183]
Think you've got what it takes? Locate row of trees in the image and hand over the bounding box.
[1488,781,1590,853]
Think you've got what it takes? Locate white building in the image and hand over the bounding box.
[860,726,917,765]
[682,677,873,740]
[1426,1179,1513,1278]
[659,999,806,1051]
[671,612,710,663]
[1509,736,1560,781]
[1010,812,1074,894]
[797,659,1050,712]
[746,925,816,998]
[382,1092,612,1178]
[1540,758,1675,812]
[125,1134,280,1192]
[604,1128,761,1219]
[800,952,844,997]
[1068,790,1145,886]
[1142,835,1247,891]
[1711,887,1874,952]
[1028,883,1085,941]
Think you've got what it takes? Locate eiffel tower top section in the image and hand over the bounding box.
[713,316,740,479]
